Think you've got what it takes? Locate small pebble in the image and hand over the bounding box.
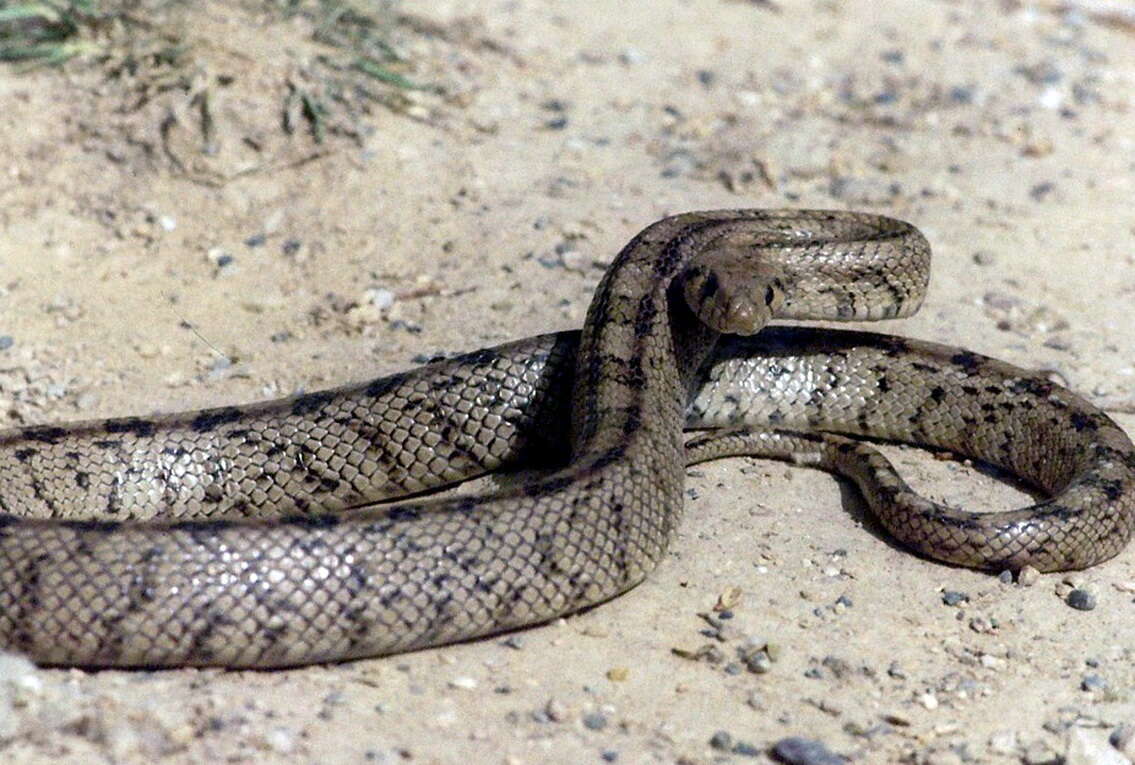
[918,692,939,710]
[732,739,761,757]
[771,736,845,765]
[941,591,969,606]
[600,750,619,763]
[0,336,12,351]
[979,653,1005,670]
[1110,725,1135,759]
[716,586,743,610]
[206,247,234,267]
[1065,728,1128,765]
[1065,589,1097,611]
[582,712,607,731]
[363,287,395,310]
[1080,673,1107,692]
[265,727,296,754]
[618,48,645,65]
[1029,181,1055,202]
[709,731,733,751]
[949,85,975,103]
[1017,566,1041,586]
[988,730,1018,755]
[605,667,628,682]
[448,676,477,690]
[744,650,773,674]
[544,698,568,722]
[1022,740,1061,765]
[820,656,852,680]
[969,615,996,633]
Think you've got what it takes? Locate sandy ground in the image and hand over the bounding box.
[1,0,1134,763]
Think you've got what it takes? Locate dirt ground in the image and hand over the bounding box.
[1,0,1134,763]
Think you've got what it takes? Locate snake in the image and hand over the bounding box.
[1,210,1132,669]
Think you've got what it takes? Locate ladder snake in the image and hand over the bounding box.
[1,209,1132,668]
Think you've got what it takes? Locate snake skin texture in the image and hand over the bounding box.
[687,329,1135,571]
[0,210,1130,668]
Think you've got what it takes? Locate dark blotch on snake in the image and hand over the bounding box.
[190,407,244,433]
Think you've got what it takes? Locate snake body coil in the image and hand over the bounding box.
[0,210,1131,668]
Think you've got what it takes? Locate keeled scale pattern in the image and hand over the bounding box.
[14,211,1116,668]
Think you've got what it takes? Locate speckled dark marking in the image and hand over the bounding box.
[1010,377,1054,397]
[590,446,627,471]
[168,518,237,532]
[364,371,409,399]
[190,407,244,433]
[633,292,660,339]
[280,514,341,529]
[1099,480,1124,501]
[19,426,68,445]
[529,474,574,496]
[58,518,123,533]
[104,418,158,438]
[1070,412,1099,432]
[381,506,422,523]
[621,405,643,435]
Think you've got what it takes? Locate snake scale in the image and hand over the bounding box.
[1,210,1132,668]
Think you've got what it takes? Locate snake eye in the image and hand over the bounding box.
[764,286,775,306]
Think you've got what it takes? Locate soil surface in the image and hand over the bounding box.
[1,1,1134,763]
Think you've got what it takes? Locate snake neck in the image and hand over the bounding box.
[568,215,727,462]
